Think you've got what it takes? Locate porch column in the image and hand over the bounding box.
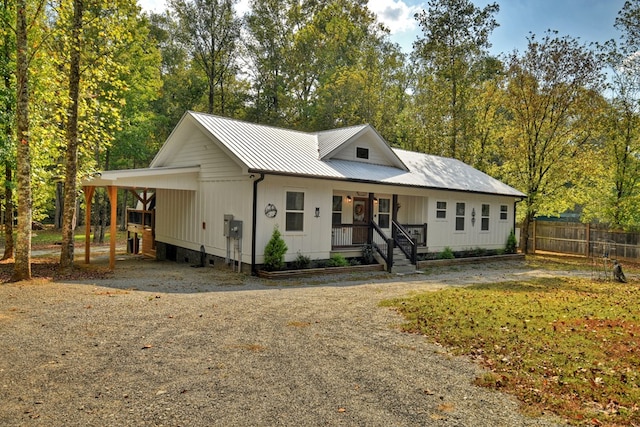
[107,185,118,270]
[83,185,95,264]
[367,193,374,243]
[392,194,398,240]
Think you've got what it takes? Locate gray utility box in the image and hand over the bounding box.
[229,220,243,239]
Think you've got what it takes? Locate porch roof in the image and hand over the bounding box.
[83,166,199,191]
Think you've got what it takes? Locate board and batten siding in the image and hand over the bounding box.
[254,175,334,264]
[155,188,199,252]
[422,192,515,252]
[156,129,243,180]
[331,138,393,166]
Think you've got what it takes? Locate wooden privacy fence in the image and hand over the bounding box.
[530,221,640,261]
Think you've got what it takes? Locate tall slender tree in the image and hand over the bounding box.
[0,0,15,260]
[58,0,83,270]
[12,0,39,280]
[169,0,241,114]
[412,0,499,162]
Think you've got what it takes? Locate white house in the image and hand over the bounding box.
[83,111,525,273]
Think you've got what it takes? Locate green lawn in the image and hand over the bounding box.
[0,226,128,248]
[382,261,640,426]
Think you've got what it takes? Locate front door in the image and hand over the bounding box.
[353,197,368,244]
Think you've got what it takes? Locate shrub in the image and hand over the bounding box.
[263,226,288,271]
[361,244,376,265]
[438,246,455,259]
[326,254,349,267]
[291,251,311,269]
[505,230,517,254]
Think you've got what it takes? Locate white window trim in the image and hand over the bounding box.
[284,189,305,234]
[455,201,466,232]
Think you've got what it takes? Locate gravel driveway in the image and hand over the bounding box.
[0,256,567,426]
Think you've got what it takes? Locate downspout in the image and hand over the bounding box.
[251,173,265,275]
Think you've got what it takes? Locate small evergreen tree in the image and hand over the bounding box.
[505,230,518,254]
[263,225,287,271]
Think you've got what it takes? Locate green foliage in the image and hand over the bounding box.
[382,275,640,425]
[505,231,517,254]
[263,226,287,271]
[361,243,375,265]
[438,246,455,259]
[291,251,311,270]
[326,253,349,267]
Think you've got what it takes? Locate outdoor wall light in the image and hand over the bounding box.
[374,197,378,204]
[346,195,352,203]
[315,207,320,218]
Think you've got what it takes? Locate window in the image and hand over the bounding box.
[332,195,342,225]
[481,204,490,231]
[378,198,390,228]
[356,147,369,159]
[455,202,465,231]
[436,201,447,219]
[500,205,508,220]
[286,191,304,231]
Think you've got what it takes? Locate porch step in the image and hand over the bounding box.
[391,247,416,274]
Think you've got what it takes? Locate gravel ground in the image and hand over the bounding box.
[0,256,569,427]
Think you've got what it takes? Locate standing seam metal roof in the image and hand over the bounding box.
[188,112,525,197]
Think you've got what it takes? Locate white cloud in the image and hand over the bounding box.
[368,0,422,34]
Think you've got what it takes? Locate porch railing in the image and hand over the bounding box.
[401,223,427,247]
[331,224,370,247]
[392,221,417,264]
[371,222,393,272]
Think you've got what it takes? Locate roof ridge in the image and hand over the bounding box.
[188,110,315,137]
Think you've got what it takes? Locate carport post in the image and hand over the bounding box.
[107,186,118,270]
[83,185,95,264]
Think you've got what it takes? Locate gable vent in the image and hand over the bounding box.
[356,147,369,159]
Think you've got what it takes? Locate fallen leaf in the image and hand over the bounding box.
[337,408,346,413]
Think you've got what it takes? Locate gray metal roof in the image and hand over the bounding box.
[164,112,525,198]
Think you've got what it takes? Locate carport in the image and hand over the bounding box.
[81,166,200,269]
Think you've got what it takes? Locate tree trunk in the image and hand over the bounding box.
[59,0,83,271]
[2,163,14,260]
[54,181,63,229]
[520,211,534,254]
[13,0,32,280]
[2,4,13,261]
[93,188,105,244]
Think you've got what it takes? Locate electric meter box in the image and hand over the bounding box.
[229,220,243,239]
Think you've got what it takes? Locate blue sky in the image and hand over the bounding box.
[139,0,627,55]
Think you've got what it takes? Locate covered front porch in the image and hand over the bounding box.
[329,191,428,271]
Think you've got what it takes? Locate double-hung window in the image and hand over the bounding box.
[286,191,304,232]
[500,205,508,221]
[332,196,342,225]
[436,201,447,219]
[481,204,490,231]
[378,198,390,228]
[455,202,465,231]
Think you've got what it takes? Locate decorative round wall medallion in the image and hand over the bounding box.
[264,203,277,218]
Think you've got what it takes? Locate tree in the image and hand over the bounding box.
[169,0,241,115]
[244,0,292,126]
[501,32,603,253]
[0,0,15,260]
[12,0,42,280]
[58,0,83,271]
[412,0,499,162]
[587,0,640,228]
